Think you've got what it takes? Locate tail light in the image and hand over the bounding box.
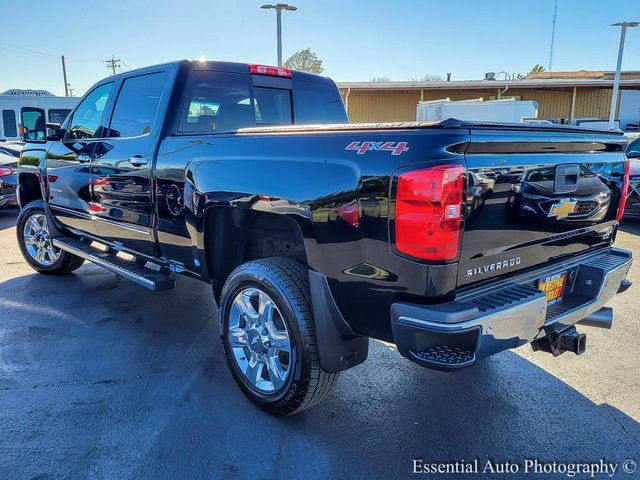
[617,159,630,221]
[395,164,465,261]
[249,64,292,78]
[0,167,15,176]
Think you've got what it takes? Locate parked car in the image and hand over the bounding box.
[622,137,640,218]
[16,60,633,415]
[0,142,21,209]
[507,165,611,225]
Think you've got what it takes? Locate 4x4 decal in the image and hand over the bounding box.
[345,141,409,155]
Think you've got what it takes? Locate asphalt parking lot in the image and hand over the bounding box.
[0,206,639,480]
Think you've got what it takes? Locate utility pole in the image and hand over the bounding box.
[61,55,69,97]
[609,21,639,130]
[548,0,557,71]
[105,55,122,76]
[261,3,298,67]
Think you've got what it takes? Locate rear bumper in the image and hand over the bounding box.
[390,247,632,370]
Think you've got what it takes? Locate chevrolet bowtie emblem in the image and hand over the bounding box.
[548,198,577,219]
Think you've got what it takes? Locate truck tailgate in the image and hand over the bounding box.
[458,128,627,287]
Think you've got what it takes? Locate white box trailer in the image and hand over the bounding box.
[416,97,538,123]
[0,90,80,142]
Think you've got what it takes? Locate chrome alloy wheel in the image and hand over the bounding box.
[228,287,292,393]
[23,212,60,266]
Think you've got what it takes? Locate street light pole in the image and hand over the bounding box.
[608,21,639,130]
[261,3,297,67]
[276,7,282,67]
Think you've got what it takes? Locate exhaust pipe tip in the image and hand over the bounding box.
[578,307,613,330]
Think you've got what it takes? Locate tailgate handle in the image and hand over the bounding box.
[554,164,580,193]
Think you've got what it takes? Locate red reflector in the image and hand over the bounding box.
[617,159,630,221]
[249,64,292,78]
[47,175,58,183]
[0,167,15,176]
[395,164,464,261]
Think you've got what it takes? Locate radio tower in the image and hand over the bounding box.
[548,0,557,71]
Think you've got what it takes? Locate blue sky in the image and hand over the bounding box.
[1,0,639,96]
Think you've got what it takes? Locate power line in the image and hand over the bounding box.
[0,41,101,65]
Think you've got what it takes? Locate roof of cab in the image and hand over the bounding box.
[106,59,335,85]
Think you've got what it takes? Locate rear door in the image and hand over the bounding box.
[90,68,170,256]
[458,128,627,287]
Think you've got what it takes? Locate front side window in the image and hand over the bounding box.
[108,72,166,138]
[2,110,17,138]
[67,82,114,139]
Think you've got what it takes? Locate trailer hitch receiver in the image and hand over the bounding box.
[531,325,586,357]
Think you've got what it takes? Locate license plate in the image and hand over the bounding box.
[538,272,567,304]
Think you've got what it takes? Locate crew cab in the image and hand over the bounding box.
[16,60,633,415]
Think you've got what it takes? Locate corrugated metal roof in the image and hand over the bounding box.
[337,78,640,90]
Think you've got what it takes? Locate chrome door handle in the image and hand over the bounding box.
[77,153,91,163]
[128,155,148,167]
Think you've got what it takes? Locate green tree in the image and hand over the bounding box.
[283,48,324,74]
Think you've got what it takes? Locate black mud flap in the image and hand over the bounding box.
[309,270,369,373]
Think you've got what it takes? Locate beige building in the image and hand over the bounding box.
[338,71,640,126]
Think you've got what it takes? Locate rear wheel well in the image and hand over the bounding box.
[205,207,307,299]
[18,173,42,207]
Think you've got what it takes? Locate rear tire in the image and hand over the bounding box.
[16,201,85,275]
[219,257,339,415]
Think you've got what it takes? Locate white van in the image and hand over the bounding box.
[0,90,80,142]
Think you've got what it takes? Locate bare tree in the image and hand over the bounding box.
[371,76,391,82]
[517,64,546,79]
[407,74,444,82]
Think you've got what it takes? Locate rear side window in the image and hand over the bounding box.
[179,71,347,133]
[180,71,254,132]
[2,110,17,138]
[109,72,166,138]
[292,81,347,124]
[48,109,71,124]
[68,82,114,139]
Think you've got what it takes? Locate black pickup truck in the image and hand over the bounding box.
[16,60,633,415]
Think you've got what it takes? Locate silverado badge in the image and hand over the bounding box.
[548,198,577,220]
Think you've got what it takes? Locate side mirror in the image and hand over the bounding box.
[20,107,47,143]
[45,123,65,141]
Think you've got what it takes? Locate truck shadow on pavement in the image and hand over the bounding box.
[0,266,638,479]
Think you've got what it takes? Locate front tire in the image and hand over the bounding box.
[219,258,339,415]
[16,201,84,275]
